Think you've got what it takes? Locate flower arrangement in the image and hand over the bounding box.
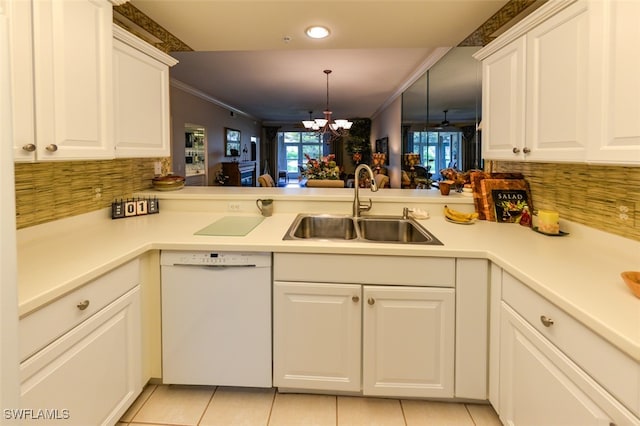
[302,153,341,180]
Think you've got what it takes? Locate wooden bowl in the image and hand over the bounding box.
[620,271,640,298]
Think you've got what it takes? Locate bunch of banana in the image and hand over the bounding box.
[444,205,479,223]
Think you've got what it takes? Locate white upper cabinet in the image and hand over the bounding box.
[12,0,114,162]
[113,25,177,158]
[587,0,640,164]
[476,0,638,165]
[524,1,588,162]
[480,37,526,160]
[478,1,588,162]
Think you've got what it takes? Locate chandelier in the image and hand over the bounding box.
[302,69,353,137]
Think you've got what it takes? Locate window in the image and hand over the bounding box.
[409,130,461,180]
[278,132,325,177]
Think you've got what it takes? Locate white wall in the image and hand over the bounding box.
[170,81,262,185]
[371,97,402,188]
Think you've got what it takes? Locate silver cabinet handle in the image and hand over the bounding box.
[45,144,58,152]
[367,298,375,305]
[77,300,90,311]
[540,315,554,327]
[22,143,36,152]
[352,296,359,303]
[512,147,521,154]
[523,147,531,154]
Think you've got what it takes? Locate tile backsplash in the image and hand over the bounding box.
[15,159,640,241]
[14,158,170,229]
[490,161,640,241]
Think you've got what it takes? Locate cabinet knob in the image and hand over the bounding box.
[45,144,58,152]
[367,298,375,305]
[76,300,90,311]
[22,143,36,152]
[352,296,359,303]
[512,147,521,154]
[540,315,554,327]
[523,147,531,154]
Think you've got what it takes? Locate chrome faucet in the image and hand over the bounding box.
[353,164,379,217]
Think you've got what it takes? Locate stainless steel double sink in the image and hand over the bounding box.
[283,214,443,245]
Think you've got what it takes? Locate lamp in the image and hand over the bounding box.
[302,70,353,137]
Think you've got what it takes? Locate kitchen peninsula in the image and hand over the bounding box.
[16,187,640,425]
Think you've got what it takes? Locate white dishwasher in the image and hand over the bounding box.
[160,250,272,387]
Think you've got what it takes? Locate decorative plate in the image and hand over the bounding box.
[532,226,569,236]
[445,217,477,225]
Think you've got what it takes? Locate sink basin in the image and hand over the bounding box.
[357,217,441,244]
[283,214,442,245]
[285,214,358,240]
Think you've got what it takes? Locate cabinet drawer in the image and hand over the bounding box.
[502,272,640,416]
[19,259,140,361]
[274,254,455,287]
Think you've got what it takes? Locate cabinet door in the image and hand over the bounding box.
[587,0,640,164]
[113,29,173,158]
[20,286,142,426]
[525,1,589,162]
[30,0,113,161]
[6,0,37,161]
[362,286,455,398]
[499,302,612,426]
[273,281,361,392]
[481,37,526,160]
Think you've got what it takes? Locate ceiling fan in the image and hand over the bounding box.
[440,110,450,127]
[430,109,457,130]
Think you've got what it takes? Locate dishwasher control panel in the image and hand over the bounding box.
[160,250,271,267]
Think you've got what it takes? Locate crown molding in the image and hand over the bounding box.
[371,47,451,120]
[170,79,259,122]
[474,0,577,60]
[113,24,178,66]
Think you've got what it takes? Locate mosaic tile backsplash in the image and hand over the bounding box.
[14,158,170,229]
[14,159,640,241]
[490,161,639,241]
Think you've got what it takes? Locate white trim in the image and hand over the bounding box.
[0,10,20,415]
[170,78,259,121]
[113,24,178,67]
[371,47,451,120]
[109,0,130,6]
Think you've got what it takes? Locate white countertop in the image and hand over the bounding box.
[16,187,640,361]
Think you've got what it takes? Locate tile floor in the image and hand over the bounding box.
[118,384,503,426]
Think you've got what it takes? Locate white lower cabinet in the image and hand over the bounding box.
[500,303,612,425]
[362,285,455,398]
[273,282,361,392]
[19,262,142,425]
[273,280,455,398]
[496,269,640,425]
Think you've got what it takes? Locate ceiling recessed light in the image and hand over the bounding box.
[305,26,330,39]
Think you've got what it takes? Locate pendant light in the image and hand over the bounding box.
[302,70,352,137]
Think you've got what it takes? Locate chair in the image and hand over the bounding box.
[258,174,275,187]
[374,173,390,189]
[277,170,288,185]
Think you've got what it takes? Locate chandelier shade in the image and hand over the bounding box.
[302,70,352,137]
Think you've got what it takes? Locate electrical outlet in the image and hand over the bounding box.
[227,202,241,212]
[154,161,162,176]
[93,186,102,200]
[615,201,635,225]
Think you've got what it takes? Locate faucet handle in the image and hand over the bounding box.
[403,207,409,219]
[359,199,373,213]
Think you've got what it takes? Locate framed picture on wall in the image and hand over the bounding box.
[375,137,389,165]
[225,128,241,157]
